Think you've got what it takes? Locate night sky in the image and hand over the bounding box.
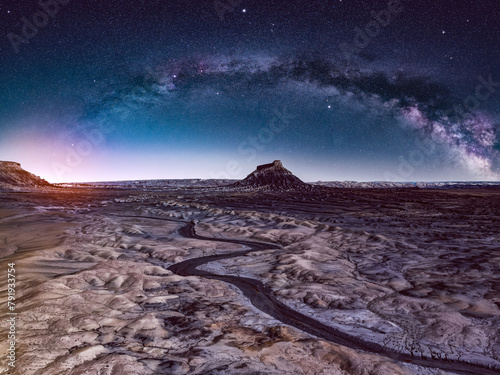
[1,0,499,182]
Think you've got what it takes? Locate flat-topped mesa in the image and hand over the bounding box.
[0,161,51,188]
[256,160,284,171]
[0,161,21,168]
[233,160,311,191]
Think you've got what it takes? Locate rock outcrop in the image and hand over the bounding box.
[233,160,310,191]
[0,161,51,189]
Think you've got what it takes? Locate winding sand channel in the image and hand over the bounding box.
[125,216,499,375]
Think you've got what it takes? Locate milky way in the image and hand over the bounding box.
[0,0,499,182]
[83,54,500,180]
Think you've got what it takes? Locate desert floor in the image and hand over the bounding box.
[0,187,499,374]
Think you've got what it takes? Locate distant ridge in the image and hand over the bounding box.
[0,161,51,189]
[232,160,311,191]
[312,180,500,189]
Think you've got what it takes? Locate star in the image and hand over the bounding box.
[442,30,446,34]
[242,9,247,13]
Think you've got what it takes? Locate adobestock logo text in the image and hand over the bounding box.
[7,0,71,54]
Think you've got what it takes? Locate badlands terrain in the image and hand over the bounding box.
[0,160,499,374]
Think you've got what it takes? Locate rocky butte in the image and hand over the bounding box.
[0,161,51,189]
[232,160,311,191]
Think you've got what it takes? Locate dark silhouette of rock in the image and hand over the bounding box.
[0,161,51,188]
[233,160,311,190]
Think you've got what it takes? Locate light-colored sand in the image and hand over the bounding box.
[1,187,499,374]
[195,208,500,370]
[0,202,410,375]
